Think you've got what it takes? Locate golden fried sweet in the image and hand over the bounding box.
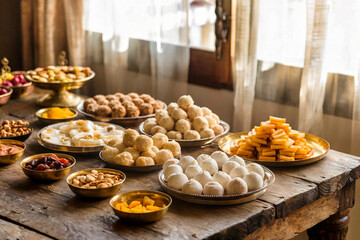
[102,145,120,161]
[139,94,154,103]
[201,107,212,116]
[152,100,165,111]
[136,156,155,166]
[106,95,118,101]
[171,108,187,121]
[152,133,168,149]
[86,103,99,115]
[139,103,154,115]
[128,92,139,99]
[167,131,182,140]
[163,141,181,157]
[114,152,134,166]
[122,100,135,108]
[126,106,140,117]
[155,149,174,164]
[83,98,97,109]
[187,105,203,120]
[97,98,109,106]
[115,92,124,99]
[212,124,224,135]
[155,109,168,122]
[144,121,157,134]
[132,98,145,107]
[135,135,153,152]
[93,94,106,101]
[111,105,126,118]
[141,149,157,159]
[123,129,140,147]
[120,95,132,103]
[95,105,112,117]
[159,116,175,131]
[109,100,121,109]
[192,116,209,132]
[167,102,179,115]
[177,95,194,111]
[205,115,217,128]
[211,113,220,124]
[151,125,167,135]
[200,128,215,138]
[175,119,191,134]
[124,147,140,160]
[184,130,201,140]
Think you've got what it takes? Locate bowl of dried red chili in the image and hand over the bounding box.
[20,153,76,181]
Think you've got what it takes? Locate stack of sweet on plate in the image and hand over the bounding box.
[162,150,266,196]
[230,116,314,161]
[26,66,92,82]
[101,129,181,167]
[143,95,224,140]
[83,93,165,118]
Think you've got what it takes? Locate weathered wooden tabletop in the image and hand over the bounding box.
[0,90,359,240]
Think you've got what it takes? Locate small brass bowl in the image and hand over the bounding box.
[67,168,126,198]
[35,107,78,125]
[10,71,34,99]
[0,139,25,165]
[20,153,76,181]
[110,190,172,223]
[0,128,33,142]
[0,87,13,106]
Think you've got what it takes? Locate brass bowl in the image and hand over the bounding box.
[9,71,34,99]
[67,168,126,198]
[0,139,25,165]
[35,107,78,125]
[0,87,13,106]
[0,128,33,142]
[110,190,172,223]
[20,153,76,181]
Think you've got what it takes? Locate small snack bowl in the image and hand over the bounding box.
[0,139,25,165]
[21,153,76,181]
[110,190,172,223]
[36,107,78,125]
[9,71,34,99]
[0,128,33,142]
[0,86,13,106]
[67,168,126,198]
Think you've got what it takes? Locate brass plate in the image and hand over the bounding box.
[218,132,330,167]
[158,163,275,205]
[37,121,125,153]
[99,151,163,173]
[139,120,230,148]
[77,101,166,126]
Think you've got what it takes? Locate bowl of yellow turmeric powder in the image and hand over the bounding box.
[36,107,78,125]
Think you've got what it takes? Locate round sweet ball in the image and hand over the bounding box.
[111,105,126,118]
[136,156,155,166]
[212,125,224,135]
[132,98,145,108]
[175,119,191,134]
[96,105,112,117]
[135,135,153,152]
[163,141,181,157]
[185,164,203,179]
[108,138,122,147]
[177,95,194,111]
[213,171,231,190]
[97,98,109,106]
[187,105,203,120]
[192,116,209,132]
[94,94,106,101]
[168,173,188,190]
[201,107,212,116]
[151,146,159,153]
[200,128,215,139]
[230,166,249,179]
[139,103,154,115]
[101,145,120,162]
[159,116,175,131]
[163,158,180,171]
[122,100,135,109]
[84,98,97,109]
[124,147,140,160]
[141,149,156,159]
[123,129,140,147]
[171,108,187,121]
[193,171,213,187]
[155,109,169,122]
[227,178,248,195]
[196,154,211,164]
[120,95,132,103]
[128,92,139,99]
[179,155,197,171]
[144,117,156,125]
[151,125,167,135]
[243,172,264,191]
[184,130,201,140]
[246,163,265,178]
[203,181,224,196]
[126,106,140,117]
[167,131,182,140]
[222,161,241,174]
[155,149,174,164]
[144,121,157,134]
[85,103,98,114]
[106,94,118,101]
[205,115,217,128]
[211,113,220,124]
[114,142,126,152]
[211,151,229,169]
[153,100,165,111]
[152,133,168,149]
[164,164,183,181]
[199,158,218,175]
[182,179,203,195]
[167,102,179,115]
[114,152,134,166]
[228,155,245,167]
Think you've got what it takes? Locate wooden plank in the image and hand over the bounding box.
[0,218,52,240]
[244,190,340,240]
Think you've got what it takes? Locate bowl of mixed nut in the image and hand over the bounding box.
[66,168,126,198]
[0,120,32,142]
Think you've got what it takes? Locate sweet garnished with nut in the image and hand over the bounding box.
[0,120,31,138]
[70,170,123,189]
[26,66,92,83]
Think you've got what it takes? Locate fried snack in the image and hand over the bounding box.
[230,116,314,161]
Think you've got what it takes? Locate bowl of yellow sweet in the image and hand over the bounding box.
[36,107,78,125]
[110,190,172,223]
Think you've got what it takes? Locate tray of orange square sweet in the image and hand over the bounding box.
[218,116,330,167]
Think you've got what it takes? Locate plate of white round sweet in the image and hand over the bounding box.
[158,151,275,205]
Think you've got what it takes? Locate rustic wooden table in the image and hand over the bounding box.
[0,90,359,240]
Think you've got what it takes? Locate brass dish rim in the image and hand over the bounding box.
[10,82,32,89]
[0,86,13,98]
[66,168,126,189]
[20,153,76,173]
[35,107,78,121]
[109,190,172,215]
[26,70,95,85]
[0,139,26,156]
[218,131,330,167]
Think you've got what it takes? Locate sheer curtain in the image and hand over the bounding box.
[82,0,190,102]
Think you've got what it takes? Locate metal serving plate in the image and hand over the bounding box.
[158,164,275,205]
[99,151,163,173]
[139,120,230,148]
[77,101,166,126]
[218,132,330,167]
[37,121,125,153]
